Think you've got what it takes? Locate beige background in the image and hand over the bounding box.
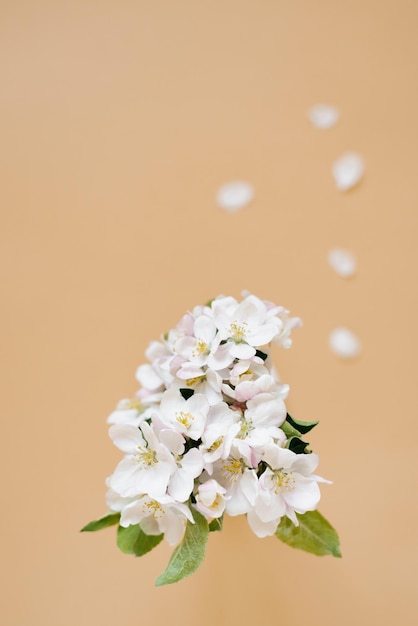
[1,1,418,624]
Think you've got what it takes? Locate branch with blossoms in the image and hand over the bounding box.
[82,294,341,584]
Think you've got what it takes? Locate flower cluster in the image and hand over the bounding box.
[104,294,329,547]
[82,294,341,584]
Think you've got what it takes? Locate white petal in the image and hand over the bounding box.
[168,469,195,502]
[308,104,339,129]
[329,327,361,359]
[181,448,204,476]
[109,424,145,454]
[159,511,187,546]
[207,343,234,370]
[328,248,357,277]
[135,364,163,390]
[216,181,254,212]
[247,509,279,538]
[229,342,256,360]
[284,480,321,513]
[332,152,365,191]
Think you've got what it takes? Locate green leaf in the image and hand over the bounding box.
[179,388,194,400]
[287,436,310,454]
[286,413,318,434]
[281,421,302,439]
[275,510,341,558]
[155,508,209,586]
[117,524,163,556]
[209,516,223,532]
[80,512,120,532]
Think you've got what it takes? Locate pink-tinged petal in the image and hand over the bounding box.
[175,336,195,358]
[109,424,145,454]
[176,312,195,336]
[247,510,280,538]
[246,393,286,426]
[230,343,256,360]
[235,381,258,402]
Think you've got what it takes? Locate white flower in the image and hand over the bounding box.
[200,403,241,467]
[174,314,219,368]
[195,479,227,519]
[119,494,194,546]
[211,294,282,361]
[159,388,209,440]
[212,453,258,516]
[171,369,223,407]
[107,397,146,427]
[109,422,176,498]
[247,446,325,538]
[158,428,204,502]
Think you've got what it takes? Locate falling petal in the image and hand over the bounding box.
[332,152,365,191]
[328,248,357,277]
[217,181,254,212]
[329,328,361,359]
[308,104,339,129]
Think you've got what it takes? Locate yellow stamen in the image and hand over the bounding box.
[273,469,295,494]
[222,458,246,482]
[143,499,164,518]
[192,339,209,357]
[176,411,194,429]
[229,321,248,342]
[206,436,224,454]
[136,447,157,467]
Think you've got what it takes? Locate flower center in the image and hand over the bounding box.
[222,458,246,482]
[142,499,164,518]
[186,375,205,386]
[126,398,143,411]
[273,469,295,494]
[237,417,254,439]
[192,339,209,357]
[136,447,157,467]
[176,411,194,429]
[207,436,224,454]
[229,321,248,343]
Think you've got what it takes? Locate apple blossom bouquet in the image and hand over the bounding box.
[82,294,340,584]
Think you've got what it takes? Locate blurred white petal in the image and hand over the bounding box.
[216,181,254,212]
[308,104,339,129]
[328,248,357,277]
[332,152,365,191]
[329,327,361,358]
